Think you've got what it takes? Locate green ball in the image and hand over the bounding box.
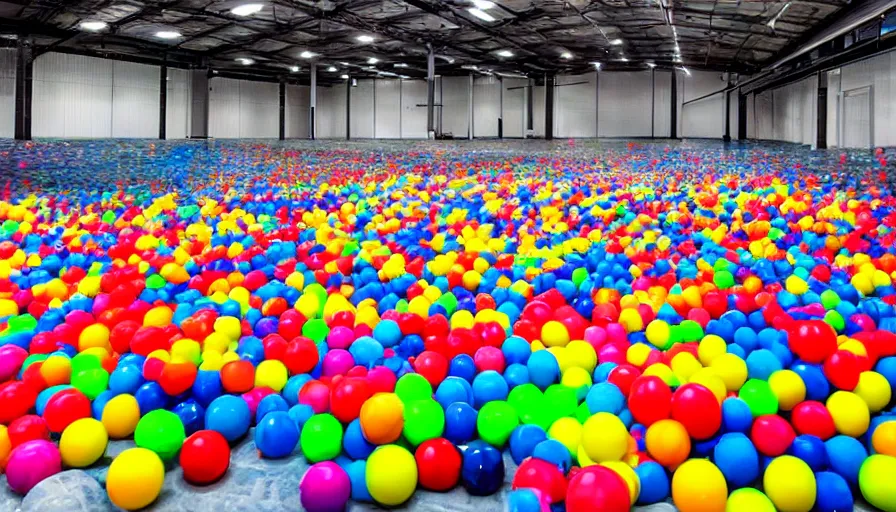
[402,399,445,446]
[543,384,578,425]
[394,373,433,404]
[576,402,591,424]
[71,368,109,400]
[302,319,330,343]
[714,270,736,289]
[824,310,845,332]
[70,353,101,375]
[476,401,519,447]
[300,413,343,462]
[21,353,49,373]
[134,410,186,461]
[738,378,779,417]
[821,289,841,310]
[509,384,550,430]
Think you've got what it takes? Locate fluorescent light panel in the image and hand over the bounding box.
[471,0,495,9]
[467,8,495,22]
[497,49,513,57]
[356,35,374,43]
[231,3,263,16]
[79,21,107,31]
[155,31,181,39]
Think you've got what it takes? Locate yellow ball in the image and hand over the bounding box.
[671,459,728,512]
[0,425,10,470]
[565,341,597,373]
[106,448,165,510]
[644,363,678,387]
[582,412,629,463]
[255,360,288,392]
[854,371,891,413]
[826,391,870,437]
[576,444,597,467]
[78,323,111,352]
[561,366,592,390]
[726,488,776,512]
[785,275,808,295]
[688,368,727,404]
[170,339,201,365]
[860,454,896,512]
[601,460,640,504]
[541,320,570,348]
[645,320,672,349]
[462,270,482,291]
[102,394,141,439]
[365,445,417,506]
[214,316,242,340]
[763,455,816,512]
[698,335,727,366]
[143,306,173,328]
[671,352,703,382]
[60,418,108,467]
[618,308,644,333]
[627,343,652,367]
[548,417,582,457]
[767,369,806,411]
[709,353,748,392]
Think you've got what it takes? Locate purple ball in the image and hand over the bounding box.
[300,461,351,512]
[322,349,354,377]
[5,440,62,495]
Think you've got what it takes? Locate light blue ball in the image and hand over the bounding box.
[635,461,670,505]
[585,381,625,414]
[526,350,559,390]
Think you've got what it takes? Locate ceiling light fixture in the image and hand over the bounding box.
[467,8,495,22]
[592,62,601,70]
[471,0,495,9]
[678,66,691,76]
[619,57,629,62]
[327,66,337,72]
[155,31,182,39]
[646,62,656,68]
[356,35,375,43]
[367,57,379,64]
[340,74,349,79]
[300,51,316,59]
[236,57,255,65]
[79,21,108,31]
[496,50,514,57]
[610,39,623,45]
[561,51,573,59]
[290,66,299,72]
[394,63,409,68]
[230,3,263,16]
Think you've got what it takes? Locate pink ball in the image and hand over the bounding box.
[299,461,351,512]
[322,349,355,377]
[299,380,331,413]
[583,326,607,348]
[604,323,628,344]
[598,342,628,365]
[0,344,28,382]
[327,326,355,350]
[367,366,397,394]
[242,387,276,419]
[5,440,62,495]
[474,346,506,374]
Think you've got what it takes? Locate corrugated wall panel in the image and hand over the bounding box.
[208,77,241,138]
[401,79,427,138]
[653,71,672,137]
[351,80,375,138]
[166,68,191,139]
[112,61,160,138]
[0,49,14,139]
[556,73,596,138]
[285,84,310,139]
[317,85,345,139]
[33,53,114,138]
[532,85,544,137]
[827,70,841,147]
[746,93,755,139]
[473,76,500,137]
[599,71,651,137]
[755,90,774,140]
[502,78,526,138]
[837,51,896,147]
[680,70,726,138]
[375,79,400,138]
[441,76,469,138]
[239,80,278,138]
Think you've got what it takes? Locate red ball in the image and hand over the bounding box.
[277,310,307,341]
[512,457,568,504]
[791,400,836,440]
[750,414,796,456]
[366,366,397,394]
[0,381,38,425]
[473,346,505,374]
[329,377,371,424]
[823,350,861,391]
[788,320,838,364]
[566,465,631,512]
[521,301,553,327]
[606,364,641,397]
[628,376,673,427]
[42,388,91,433]
[282,337,320,376]
[298,380,331,414]
[415,438,462,491]
[414,351,449,387]
[670,383,722,440]
[7,415,50,447]
[180,430,231,485]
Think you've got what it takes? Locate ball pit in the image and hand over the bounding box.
[1,139,896,510]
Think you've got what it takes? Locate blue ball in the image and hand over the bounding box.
[288,404,315,431]
[472,370,509,407]
[635,461,670,505]
[814,471,854,512]
[733,327,759,353]
[825,435,867,485]
[348,336,384,368]
[91,390,115,421]
[435,376,474,409]
[509,424,547,465]
[713,433,759,488]
[345,460,373,502]
[503,363,530,389]
[875,356,896,392]
[791,362,830,402]
[789,434,828,471]
[254,411,299,458]
[532,439,572,473]
[256,394,289,422]
[135,381,167,414]
[108,364,144,395]
[502,336,532,365]
[444,402,478,445]
[206,395,252,442]
[745,349,782,381]
[526,350,560,390]
[585,382,625,415]
[449,354,477,382]
[172,399,206,436]
[343,419,376,460]
[373,319,402,347]
[593,362,617,383]
[721,397,753,433]
[461,440,505,496]
[508,489,543,512]
[192,369,223,408]
[282,375,312,406]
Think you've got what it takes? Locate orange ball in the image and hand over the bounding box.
[220,360,255,394]
[645,419,691,469]
[872,421,896,456]
[359,392,404,445]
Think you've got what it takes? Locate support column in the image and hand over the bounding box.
[468,73,474,139]
[817,70,828,149]
[14,38,33,141]
[526,77,534,136]
[670,71,678,139]
[426,46,435,138]
[498,76,503,138]
[595,71,600,137]
[651,67,656,138]
[159,63,167,140]
[346,75,351,140]
[310,64,317,140]
[279,79,286,141]
[723,73,732,142]
[737,89,747,140]
[189,69,209,139]
[545,74,555,140]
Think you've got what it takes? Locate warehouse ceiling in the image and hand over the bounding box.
[0,0,855,81]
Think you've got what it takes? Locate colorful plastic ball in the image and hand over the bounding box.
[134,409,186,461]
[59,417,107,467]
[713,432,760,488]
[738,379,778,417]
[627,376,672,426]
[172,399,206,437]
[343,419,375,460]
[6,415,49,448]
[721,397,753,433]
[415,438,462,491]
[300,461,352,512]
[634,461,670,505]
[180,430,230,485]
[255,410,299,459]
[42,387,91,433]
[476,400,518,448]
[4,440,62,494]
[507,488,548,512]
[645,419,691,468]
[205,394,252,442]
[255,394,289,423]
[366,445,418,505]
[472,370,509,407]
[301,414,343,462]
[825,435,867,485]
[763,455,817,512]
[581,412,629,463]
[671,458,728,512]
[526,350,560,390]
[344,459,373,502]
[566,465,631,512]
[601,460,640,505]
[814,471,854,512]
[872,420,896,456]
[360,392,404,445]
[791,363,830,402]
[767,369,806,411]
[512,457,567,504]
[394,373,433,404]
[509,424,548,464]
[854,371,891,412]
[859,454,896,512]
[106,447,165,510]
[101,394,141,439]
[434,376,474,409]
[460,440,504,496]
[330,377,371,424]
[788,321,837,364]
[751,414,796,456]
[671,383,722,440]
[789,434,828,471]
[444,402,478,445]
[532,438,572,473]
[826,391,870,437]
[726,488,776,512]
[586,381,626,415]
[403,398,445,446]
[791,400,836,440]
[547,417,582,459]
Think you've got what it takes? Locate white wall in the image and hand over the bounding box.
[473,76,501,137]
[599,71,653,137]
[0,49,15,139]
[532,84,545,137]
[286,84,310,139]
[351,80,375,138]
[111,61,160,138]
[680,70,726,138]
[556,73,596,138]
[166,68,192,139]
[401,79,428,139]
[375,79,401,139]
[827,51,896,148]
[208,77,278,139]
[653,71,672,137]
[317,84,346,139]
[33,53,113,138]
[502,78,526,138]
[441,76,470,138]
[772,76,817,145]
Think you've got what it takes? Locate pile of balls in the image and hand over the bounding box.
[2,139,896,512]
